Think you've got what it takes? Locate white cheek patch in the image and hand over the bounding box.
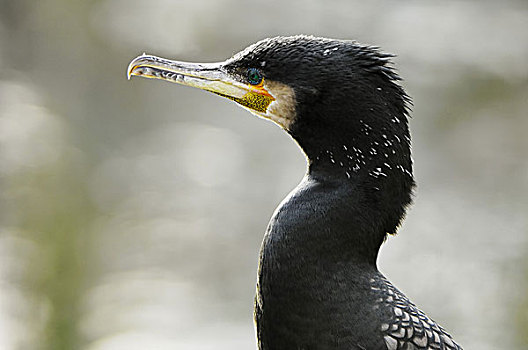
[246,80,297,130]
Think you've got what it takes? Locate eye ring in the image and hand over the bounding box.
[247,68,263,85]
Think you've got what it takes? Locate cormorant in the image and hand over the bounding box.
[127,35,462,350]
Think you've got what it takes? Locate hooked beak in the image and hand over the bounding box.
[127,54,275,113]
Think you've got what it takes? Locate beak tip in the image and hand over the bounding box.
[127,53,153,81]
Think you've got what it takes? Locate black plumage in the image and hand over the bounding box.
[128,35,462,350]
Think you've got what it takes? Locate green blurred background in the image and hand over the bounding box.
[1,0,527,349]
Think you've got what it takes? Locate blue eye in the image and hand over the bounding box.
[247,68,263,85]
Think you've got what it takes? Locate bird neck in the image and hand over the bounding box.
[288,110,415,238]
[263,115,416,267]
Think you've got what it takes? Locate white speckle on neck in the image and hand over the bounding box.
[369,167,387,178]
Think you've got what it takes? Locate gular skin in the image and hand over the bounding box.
[128,35,463,350]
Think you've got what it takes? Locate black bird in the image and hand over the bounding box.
[127,35,462,350]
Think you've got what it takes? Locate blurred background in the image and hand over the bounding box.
[0,0,527,349]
